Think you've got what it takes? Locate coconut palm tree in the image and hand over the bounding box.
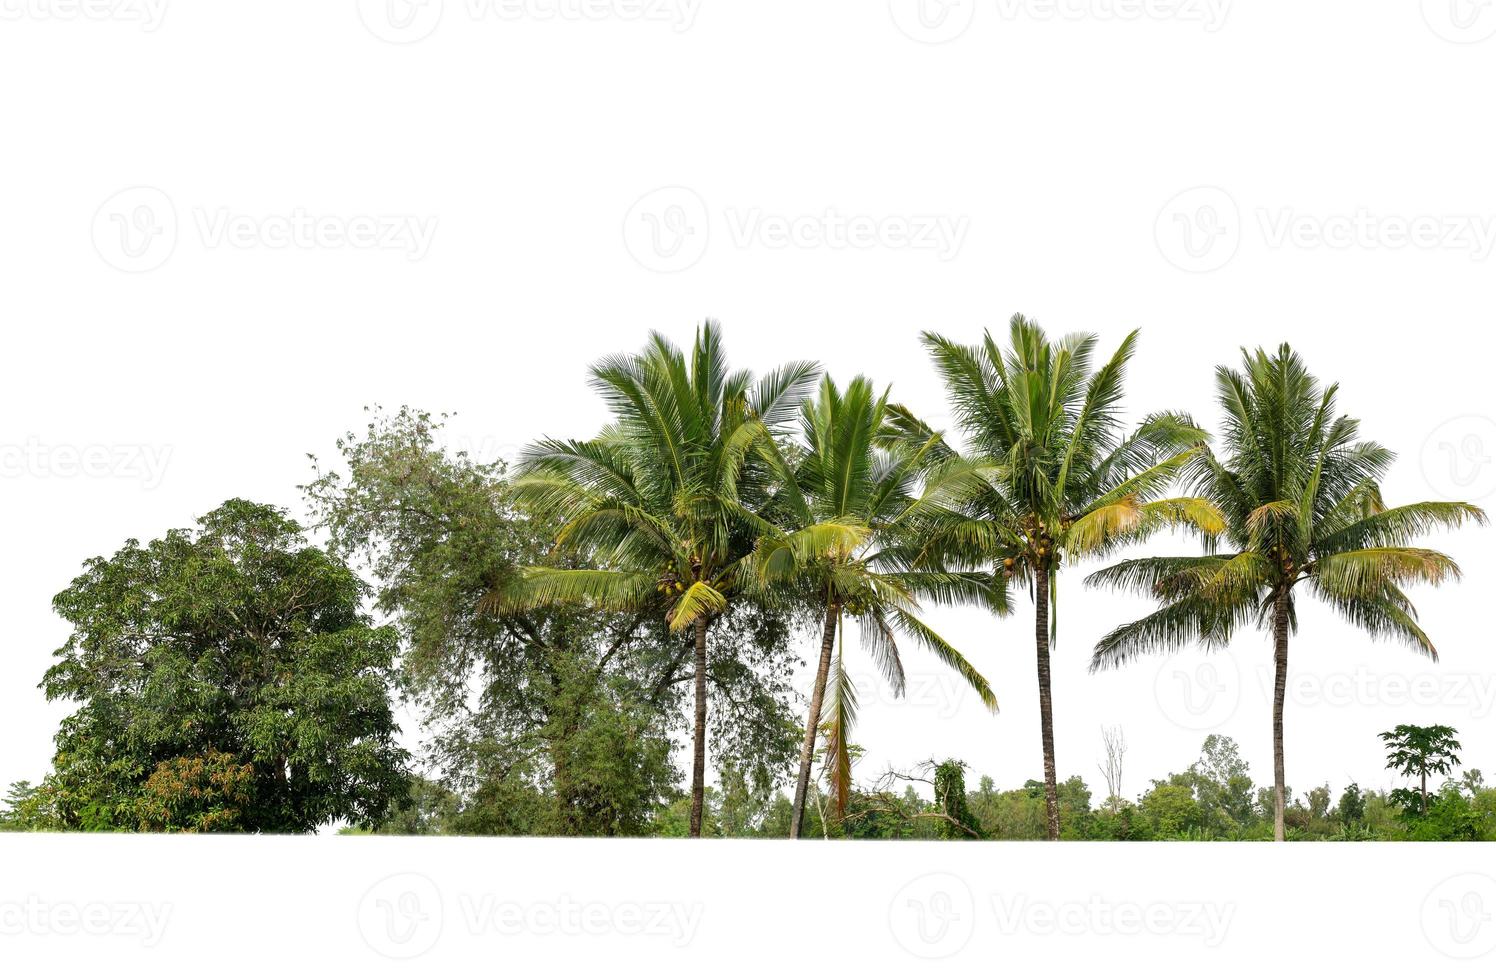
[916,315,1220,840]
[753,374,1003,837]
[1089,344,1487,840]
[506,322,817,837]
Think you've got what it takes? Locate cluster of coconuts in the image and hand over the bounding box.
[1000,516,1067,577]
[656,563,686,594]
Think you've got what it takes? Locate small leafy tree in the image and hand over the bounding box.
[1381,724,1462,816]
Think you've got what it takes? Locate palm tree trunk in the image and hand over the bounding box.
[1035,570,1060,841]
[1272,587,1289,842]
[689,615,709,838]
[790,600,839,839]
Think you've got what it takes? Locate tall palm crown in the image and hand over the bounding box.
[755,375,1002,833]
[917,314,1219,839]
[1089,344,1486,839]
[510,322,818,836]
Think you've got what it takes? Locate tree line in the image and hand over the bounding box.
[2,316,1486,842]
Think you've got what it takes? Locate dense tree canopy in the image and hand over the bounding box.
[37,499,407,832]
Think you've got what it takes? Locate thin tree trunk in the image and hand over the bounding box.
[1035,570,1060,841]
[1421,772,1428,815]
[791,600,840,839]
[1272,587,1290,843]
[689,616,709,838]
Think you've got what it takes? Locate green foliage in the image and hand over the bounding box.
[306,404,800,837]
[756,374,1000,823]
[1381,723,1462,817]
[932,760,982,839]
[40,499,408,833]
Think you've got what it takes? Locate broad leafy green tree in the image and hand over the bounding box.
[42,499,408,832]
[1381,723,1463,816]
[917,315,1219,839]
[1090,345,1486,840]
[306,406,799,836]
[511,323,818,836]
[754,374,1001,835]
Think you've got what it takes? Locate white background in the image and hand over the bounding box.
[2,0,1495,970]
